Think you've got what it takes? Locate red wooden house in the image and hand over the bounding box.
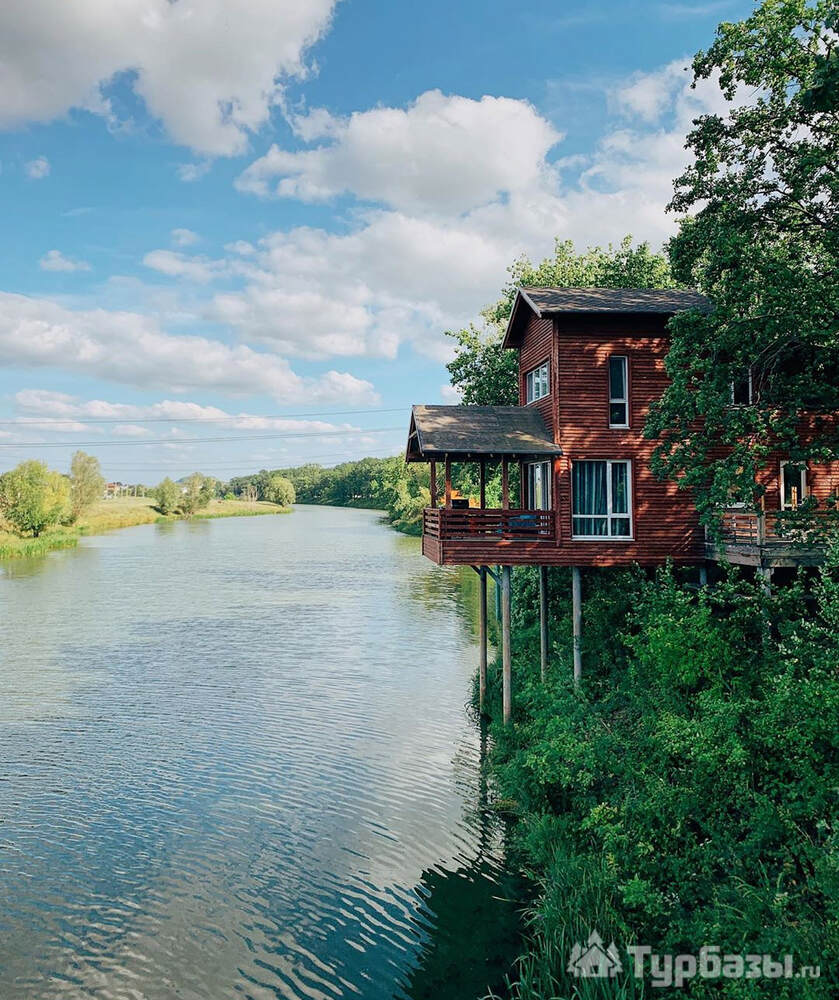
[405,287,834,719]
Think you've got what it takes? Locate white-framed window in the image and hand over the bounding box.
[526,361,550,403]
[780,461,808,510]
[526,461,551,511]
[609,356,628,427]
[730,369,753,406]
[572,459,632,538]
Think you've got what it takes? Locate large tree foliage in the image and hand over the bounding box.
[264,473,295,507]
[69,450,105,522]
[647,0,839,521]
[179,473,214,516]
[446,238,674,406]
[0,460,70,536]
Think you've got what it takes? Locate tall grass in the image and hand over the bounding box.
[0,528,79,560]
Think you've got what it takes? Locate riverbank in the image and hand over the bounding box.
[0,496,292,559]
[478,563,837,999]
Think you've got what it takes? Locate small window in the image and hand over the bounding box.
[609,356,628,427]
[526,461,551,511]
[730,369,753,406]
[526,362,549,403]
[780,462,807,510]
[572,460,632,538]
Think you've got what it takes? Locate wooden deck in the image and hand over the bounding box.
[705,511,827,568]
[422,507,558,566]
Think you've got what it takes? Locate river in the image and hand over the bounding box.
[0,505,520,1000]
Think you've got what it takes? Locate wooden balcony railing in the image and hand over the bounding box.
[423,507,555,542]
[715,510,830,547]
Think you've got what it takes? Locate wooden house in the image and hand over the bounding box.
[406,287,836,720]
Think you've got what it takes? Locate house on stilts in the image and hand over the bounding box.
[405,287,837,722]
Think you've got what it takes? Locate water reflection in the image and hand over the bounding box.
[0,507,520,1000]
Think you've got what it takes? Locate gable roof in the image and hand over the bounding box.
[504,286,712,347]
[406,404,562,462]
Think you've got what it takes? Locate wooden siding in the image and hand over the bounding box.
[518,313,556,438]
[552,314,704,565]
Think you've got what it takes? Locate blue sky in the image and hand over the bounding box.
[0,0,751,483]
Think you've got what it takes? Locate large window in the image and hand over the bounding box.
[526,461,551,510]
[572,460,632,538]
[609,356,628,427]
[780,461,808,510]
[526,362,549,403]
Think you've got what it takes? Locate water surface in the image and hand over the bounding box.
[0,506,518,1000]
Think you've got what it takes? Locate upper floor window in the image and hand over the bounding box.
[780,461,808,510]
[526,362,549,403]
[572,459,632,539]
[526,461,551,511]
[609,356,628,427]
[730,369,753,406]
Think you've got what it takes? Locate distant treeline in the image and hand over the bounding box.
[226,458,432,535]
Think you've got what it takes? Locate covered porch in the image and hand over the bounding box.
[406,404,562,566]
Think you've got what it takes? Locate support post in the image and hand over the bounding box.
[444,456,452,508]
[479,461,486,509]
[698,564,708,587]
[495,565,501,620]
[539,565,549,683]
[501,565,512,724]
[501,458,509,509]
[479,567,488,714]
[572,566,582,685]
[758,565,773,597]
[429,461,437,508]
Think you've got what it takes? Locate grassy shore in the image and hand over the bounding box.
[0,496,292,560]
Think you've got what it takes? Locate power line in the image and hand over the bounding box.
[0,426,403,449]
[0,406,406,427]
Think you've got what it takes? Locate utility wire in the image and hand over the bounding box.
[0,406,406,426]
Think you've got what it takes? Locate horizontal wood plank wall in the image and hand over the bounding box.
[553,313,703,565]
[518,313,555,436]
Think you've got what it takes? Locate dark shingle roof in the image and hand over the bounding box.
[520,286,711,314]
[406,405,562,462]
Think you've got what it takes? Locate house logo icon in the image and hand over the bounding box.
[567,930,623,978]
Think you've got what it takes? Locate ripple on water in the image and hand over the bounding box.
[0,508,521,1000]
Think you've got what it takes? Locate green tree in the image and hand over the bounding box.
[0,460,70,536]
[447,238,674,406]
[68,450,105,522]
[264,474,296,507]
[646,0,839,524]
[153,477,180,515]
[179,473,214,516]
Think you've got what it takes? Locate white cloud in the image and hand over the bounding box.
[25,156,50,179]
[221,68,733,363]
[236,90,562,214]
[39,249,91,272]
[142,249,227,284]
[176,161,211,182]
[171,228,199,247]
[0,292,377,405]
[0,0,337,156]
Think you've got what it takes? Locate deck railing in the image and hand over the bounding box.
[716,510,830,547]
[423,507,555,542]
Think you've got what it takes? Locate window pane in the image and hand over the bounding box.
[573,516,608,536]
[610,403,627,426]
[573,461,608,517]
[609,357,626,399]
[611,462,629,514]
[610,517,631,537]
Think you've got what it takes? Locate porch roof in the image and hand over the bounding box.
[406,404,562,463]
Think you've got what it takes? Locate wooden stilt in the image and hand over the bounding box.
[444,456,452,507]
[572,566,582,685]
[501,565,512,724]
[539,565,549,683]
[479,567,488,714]
[495,565,502,620]
[429,461,437,508]
[698,564,708,587]
[479,461,486,509]
[759,565,773,597]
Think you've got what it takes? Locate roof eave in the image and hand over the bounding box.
[501,288,542,350]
